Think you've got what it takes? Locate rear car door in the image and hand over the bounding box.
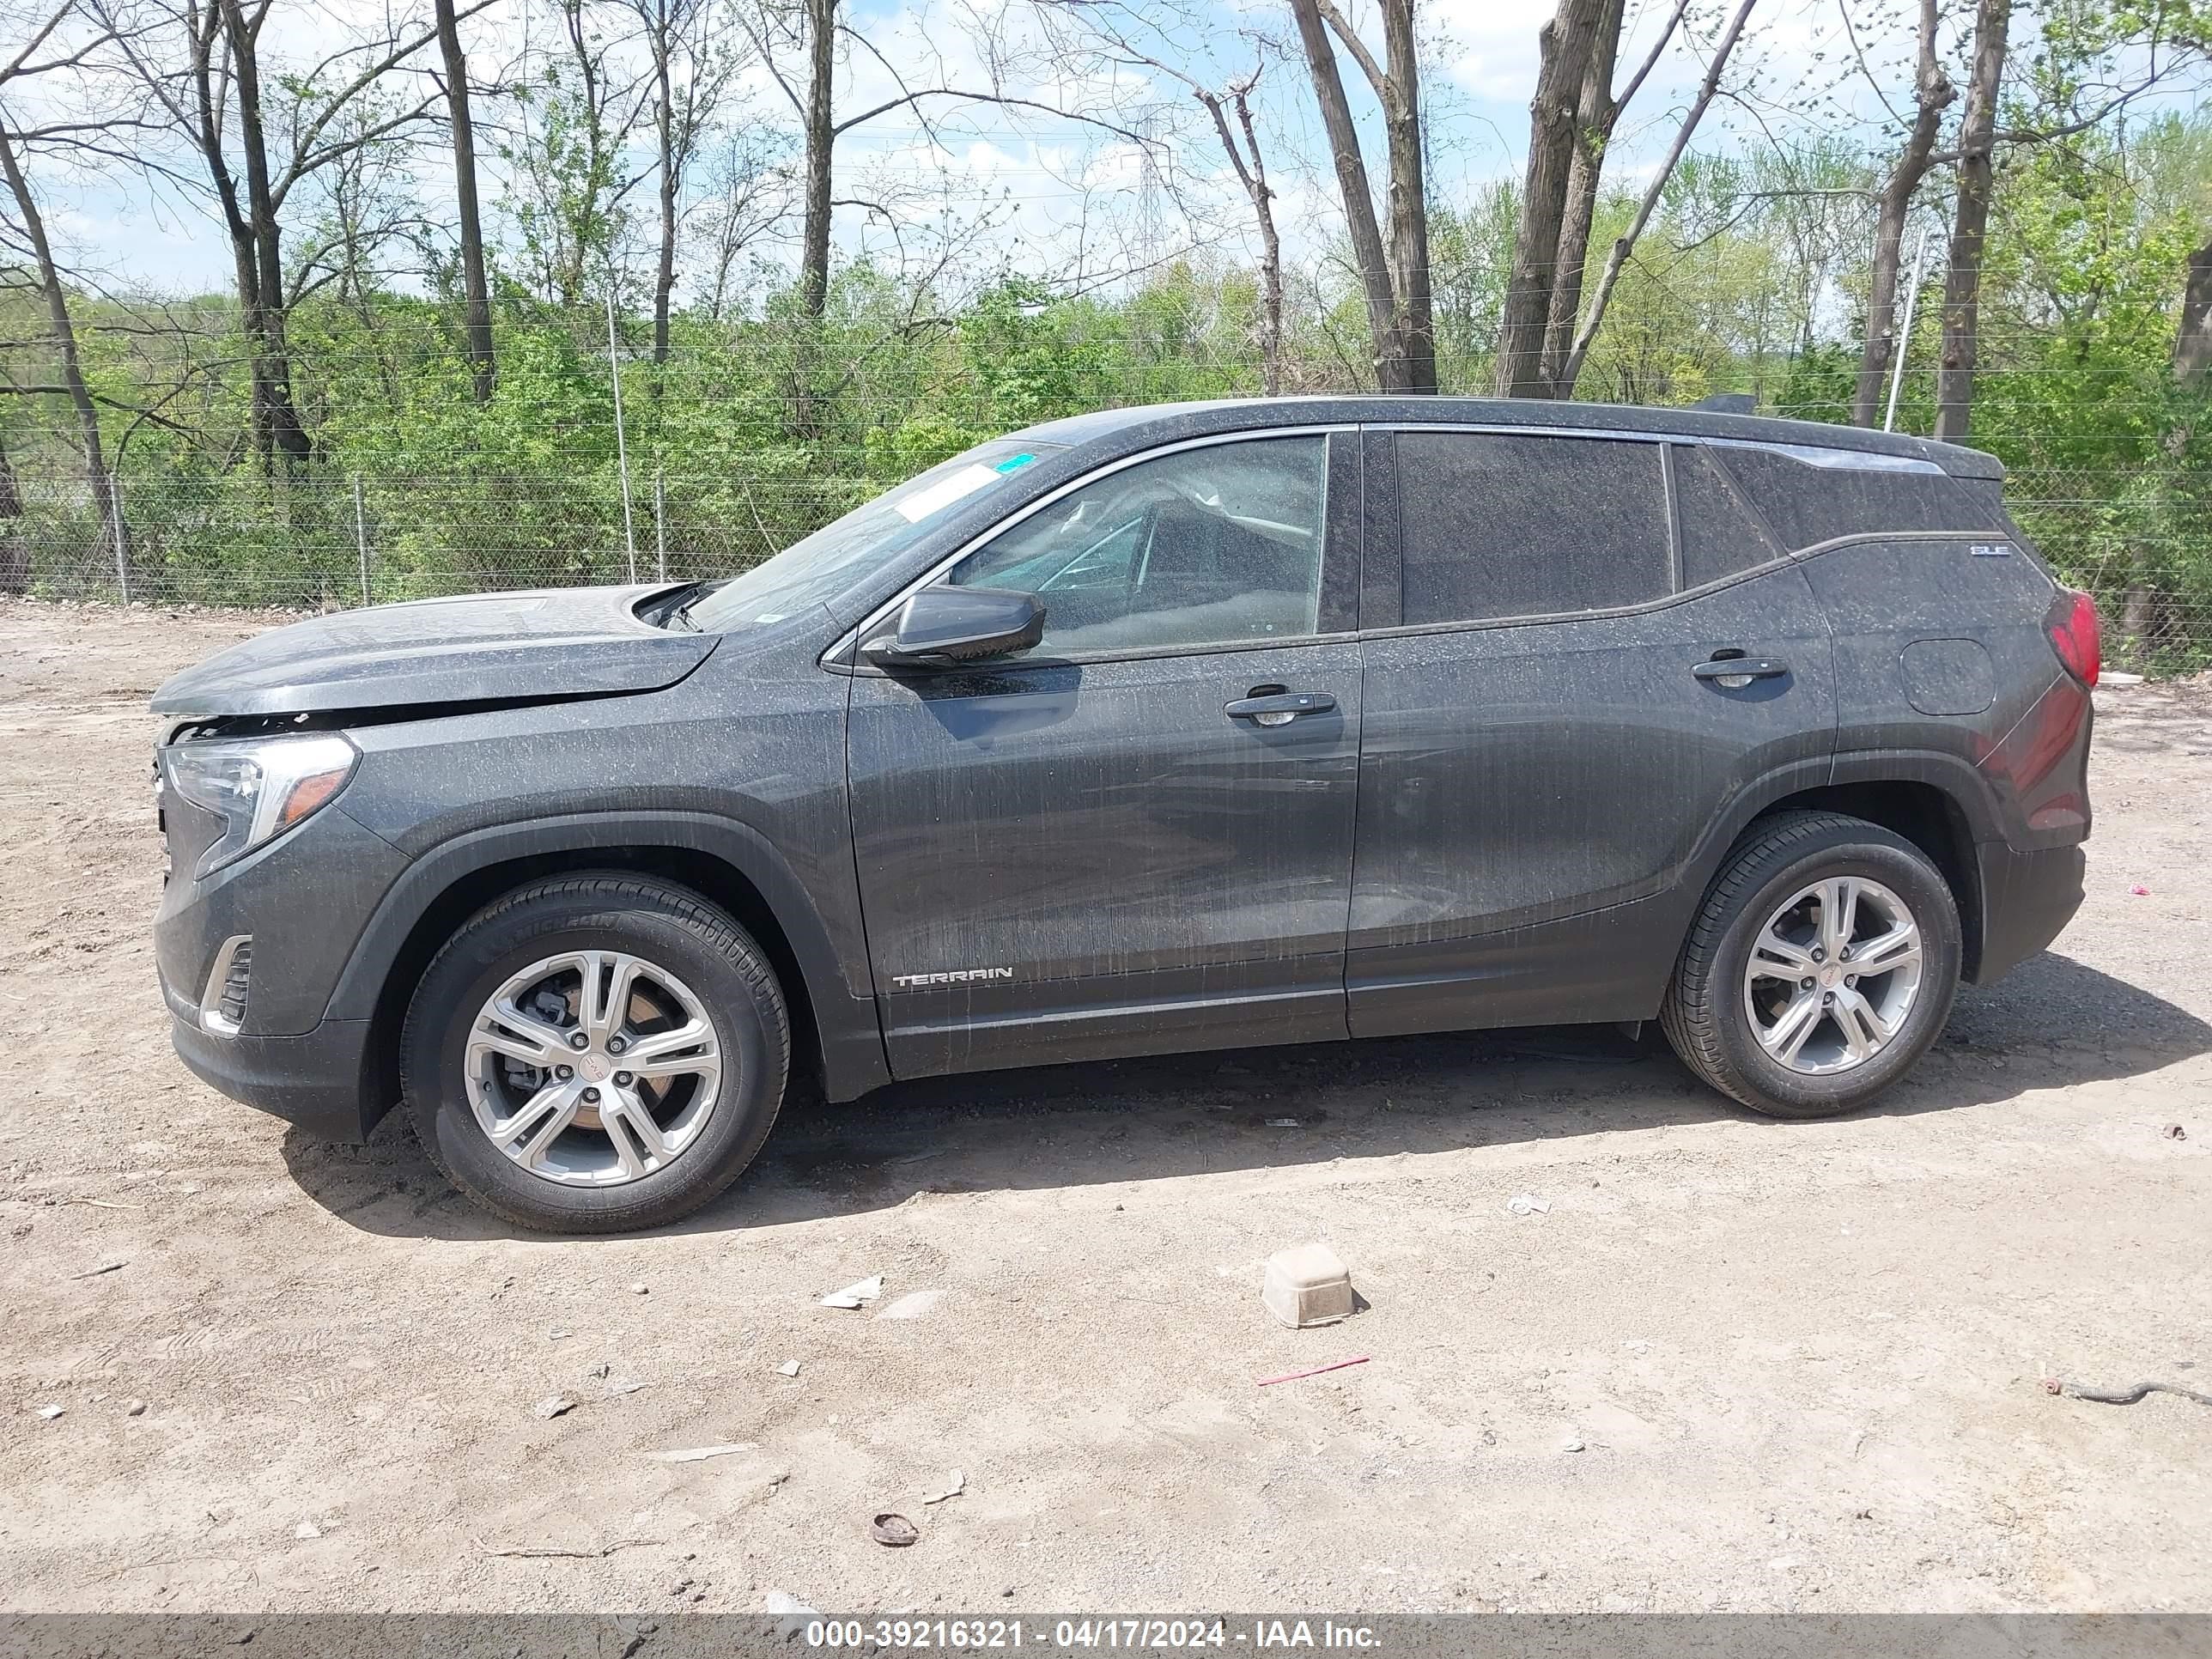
[1346,428,1839,1037]
[847,429,1365,1078]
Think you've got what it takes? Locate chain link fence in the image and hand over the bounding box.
[4,462,2210,676]
[0,471,880,611]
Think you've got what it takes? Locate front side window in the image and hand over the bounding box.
[941,436,1329,655]
[1396,433,1670,625]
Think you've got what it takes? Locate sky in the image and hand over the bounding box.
[19,0,2008,304]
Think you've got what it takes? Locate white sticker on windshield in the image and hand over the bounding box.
[895,463,1004,524]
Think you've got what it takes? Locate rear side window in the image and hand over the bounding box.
[1713,447,2002,551]
[1397,434,1670,624]
[1671,444,1781,587]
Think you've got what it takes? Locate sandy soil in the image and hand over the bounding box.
[1,596,2208,1615]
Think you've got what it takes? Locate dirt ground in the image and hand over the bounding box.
[1,595,2208,1617]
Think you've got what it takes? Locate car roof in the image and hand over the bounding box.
[1009,396,2004,481]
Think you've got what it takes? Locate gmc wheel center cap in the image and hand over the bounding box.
[579,1054,611,1082]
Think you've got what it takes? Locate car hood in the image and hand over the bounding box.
[150,585,717,719]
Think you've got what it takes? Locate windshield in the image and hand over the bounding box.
[683,440,1059,632]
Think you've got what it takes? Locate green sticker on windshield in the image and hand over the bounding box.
[994,453,1036,473]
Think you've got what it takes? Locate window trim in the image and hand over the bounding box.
[830,425,1359,674]
[1356,563,1787,644]
[1786,526,2003,561]
[1364,420,1948,476]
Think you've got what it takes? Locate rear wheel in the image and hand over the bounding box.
[401,875,788,1232]
[1660,812,1961,1119]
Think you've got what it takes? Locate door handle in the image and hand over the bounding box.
[1692,657,1789,685]
[1225,690,1336,726]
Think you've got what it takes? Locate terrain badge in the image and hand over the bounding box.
[890,967,1016,988]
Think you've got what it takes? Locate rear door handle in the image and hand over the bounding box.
[1225,690,1336,726]
[1692,658,1789,684]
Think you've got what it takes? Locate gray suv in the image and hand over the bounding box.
[151,398,2097,1231]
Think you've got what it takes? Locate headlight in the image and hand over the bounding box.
[165,732,359,878]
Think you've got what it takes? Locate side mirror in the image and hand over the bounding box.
[863,586,1045,668]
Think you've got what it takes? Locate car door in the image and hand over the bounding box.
[1346,428,1838,1037]
[847,429,1365,1079]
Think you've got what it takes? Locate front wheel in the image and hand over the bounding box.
[401,875,789,1232]
[1660,811,1962,1120]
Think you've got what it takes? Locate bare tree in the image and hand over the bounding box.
[1552,0,1759,396]
[1194,66,1284,393]
[105,0,470,469]
[1034,0,1285,391]
[735,0,854,319]
[796,0,833,318]
[623,0,742,374]
[288,91,435,334]
[434,0,494,403]
[1932,0,2008,441]
[743,0,1169,322]
[1539,0,1689,394]
[501,0,652,307]
[1847,0,1954,426]
[698,126,787,319]
[1288,0,1433,392]
[1494,0,1607,397]
[0,0,130,580]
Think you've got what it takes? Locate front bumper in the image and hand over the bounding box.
[155,799,405,1144]
[155,804,409,1037]
[169,1011,380,1142]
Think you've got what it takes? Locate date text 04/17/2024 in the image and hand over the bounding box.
[803,1621,1382,1650]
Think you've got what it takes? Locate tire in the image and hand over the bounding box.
[400,874,789,1232]
[1660,811,1961,1120]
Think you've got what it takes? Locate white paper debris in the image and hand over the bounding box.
[766,1590,823,1639]
[819,1274,884,1310]
[650,1443,760,1464]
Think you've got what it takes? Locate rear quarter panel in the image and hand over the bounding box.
[1795,532,2081,847]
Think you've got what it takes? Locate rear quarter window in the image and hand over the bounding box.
[1714,447,2004,550]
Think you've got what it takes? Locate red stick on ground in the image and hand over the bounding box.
[1257,1356,1371,1387]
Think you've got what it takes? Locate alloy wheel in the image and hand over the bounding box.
[1740,876,1925,1076]
[464,949,723,1186]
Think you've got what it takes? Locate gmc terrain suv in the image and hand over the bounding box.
[151,398,2096,1231]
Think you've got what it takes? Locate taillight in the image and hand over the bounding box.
[2046,587,2100,688]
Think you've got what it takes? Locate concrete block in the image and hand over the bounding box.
[1262,1243,1354,1328]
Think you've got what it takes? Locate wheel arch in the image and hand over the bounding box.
[1733,778,1985,980]
[332,812,890,1136]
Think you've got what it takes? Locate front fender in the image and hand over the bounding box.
[323,808,891,1105]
